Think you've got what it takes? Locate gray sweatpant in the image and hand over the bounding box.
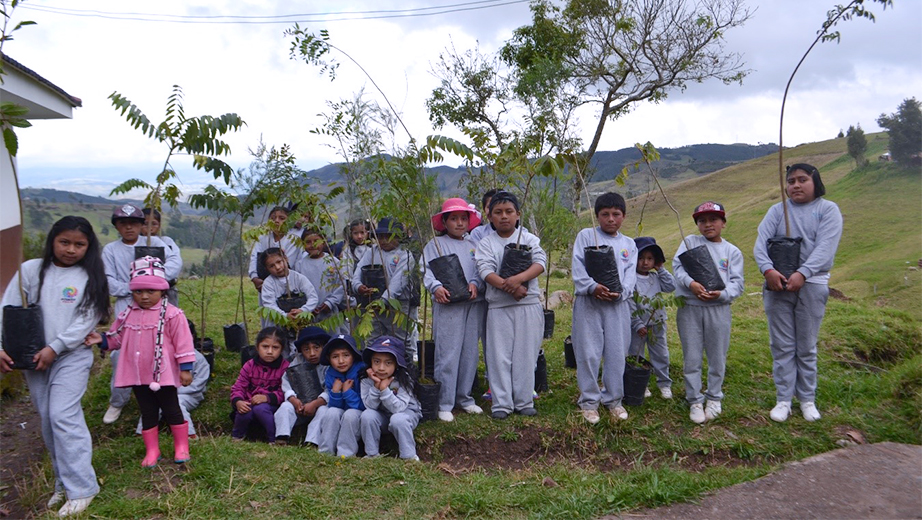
[572,295,631,410]
[763,283,828,402]
[434,300,484,411]
[485,303,543,414]
[134,393,202,435]
[273,401,310,439]
[108,350,133,408]
[316,407,361,456]
[303,405,330,445]
[628,325,672,387]
[676,304,731,405]
[25,347,99,500]
[361,409,420,459]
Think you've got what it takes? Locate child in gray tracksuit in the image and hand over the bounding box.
[628,236,676,399]
[672,201,744,424]
[359,336,422,460]
[571,193,637,424]
[475,191,546,420]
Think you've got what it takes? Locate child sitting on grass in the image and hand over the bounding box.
[672,202,744,424]
[313,334,365,456]
[570,193,637,424]
[230,327,290,443]
[628,237,676,400]
[274,327,330,446]
[360,336,422,460]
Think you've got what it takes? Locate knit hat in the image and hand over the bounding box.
[692,201,726,222]
[320,333,362,366]
[431,198,481,233]
[294,326,331,350]
[129,256,170,291]
[111,203,145,225]
[634,237,665,264]
[362,335,407,369]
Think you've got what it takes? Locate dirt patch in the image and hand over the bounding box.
[828,287,849,301]
[0,394,44,519]
[422,427,763,474]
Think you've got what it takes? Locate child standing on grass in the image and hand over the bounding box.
[293,228,346,330]
[0,216,109,517]
[313,334,366,456]
[248,206,302,291]
[672,202,745,424]
[274,326,330,445]
[475,191,546,420]
[754,164,842,423]
[360,336,422,460]
[102,204,182,425]
[353,218,419,357]
[423,198,485,422]
[570,193,637,424]
[89,256,196,467]
[230,327,290,443]
[133,348,209,439]
[628,236,676,400]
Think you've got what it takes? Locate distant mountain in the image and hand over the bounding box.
[21,188,116,205]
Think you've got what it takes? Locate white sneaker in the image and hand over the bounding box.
[659,386,673,399]
[609,406,628,420]
[689,403,706,424]
[581,409,601,425]
[801,401,821,422]
[462,404,483,414]
[770,401,792,422]
[58,495,95,517]
[103,405,123,424]
[46,490,66,509]
[437,411,454,422]
[644,388,652,398]
[704,400,722,420]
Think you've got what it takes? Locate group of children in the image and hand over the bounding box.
[0,162,841,516]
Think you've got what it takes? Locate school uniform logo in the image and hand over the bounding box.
[719,258,729,272]
[61,286,78,304]
[469,248,476,259]
[389,256,400,269]
[620,249,630,260]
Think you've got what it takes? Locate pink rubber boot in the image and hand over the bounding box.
[171,422,191,463]
[141,427,161,467]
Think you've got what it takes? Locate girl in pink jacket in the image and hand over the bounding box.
[88,256,195,467]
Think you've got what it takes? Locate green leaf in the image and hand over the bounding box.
[3,127,18,156]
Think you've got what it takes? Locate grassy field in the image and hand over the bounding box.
[5,135,921,519]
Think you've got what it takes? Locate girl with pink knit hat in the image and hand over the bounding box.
[422,198,486,422]
[87,256,196,467]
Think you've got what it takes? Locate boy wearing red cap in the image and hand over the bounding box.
[672,202,744,424]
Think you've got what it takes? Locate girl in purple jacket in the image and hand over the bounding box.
[230,327,290,442]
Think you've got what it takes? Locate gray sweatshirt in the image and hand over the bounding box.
[672,235,745,307]
[753,197,843,285]
[360,377,421,416]
[571,227,638,300]
[293,253,346,311]
[422,235,484,301]
[628,268,676,332]
[0,259,102,355]
[475,228,547,309]
[103,236,180,315]
[259,270,319,316]
[352,245,417,301]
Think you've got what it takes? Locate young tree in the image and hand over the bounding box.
[877,97,922,165]
[846,124,868,167]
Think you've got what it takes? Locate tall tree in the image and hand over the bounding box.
[846,124,867,167]
[877,97,922,165]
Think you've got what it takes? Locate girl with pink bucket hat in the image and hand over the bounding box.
[87,256,196,468]
[422,198,486,421]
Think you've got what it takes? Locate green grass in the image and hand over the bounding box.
[6,135,921,519]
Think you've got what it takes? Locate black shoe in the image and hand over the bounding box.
[491,410,509,420]
[516,407,538,417]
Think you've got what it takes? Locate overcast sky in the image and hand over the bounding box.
[9,0,921,197]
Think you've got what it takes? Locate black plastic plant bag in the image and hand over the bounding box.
[240,345,257,366]
[498,243,532,279]
[428,254,471,303]
[584,246,623,295]
[542,309,555,339]
[223,323,247,352]
[767,236,803,279]
[196,337,215,380]
[276,292,307,313]
[622,356,652,406]
[416,381,442,422]
[534,349,548,393]
[2,305,45,370]
[359,264,387,305]
[678,245,726,292]
[256,251,271,281]
[134,246,165,263]
[286,362,323,403]
[563,335,576,369]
